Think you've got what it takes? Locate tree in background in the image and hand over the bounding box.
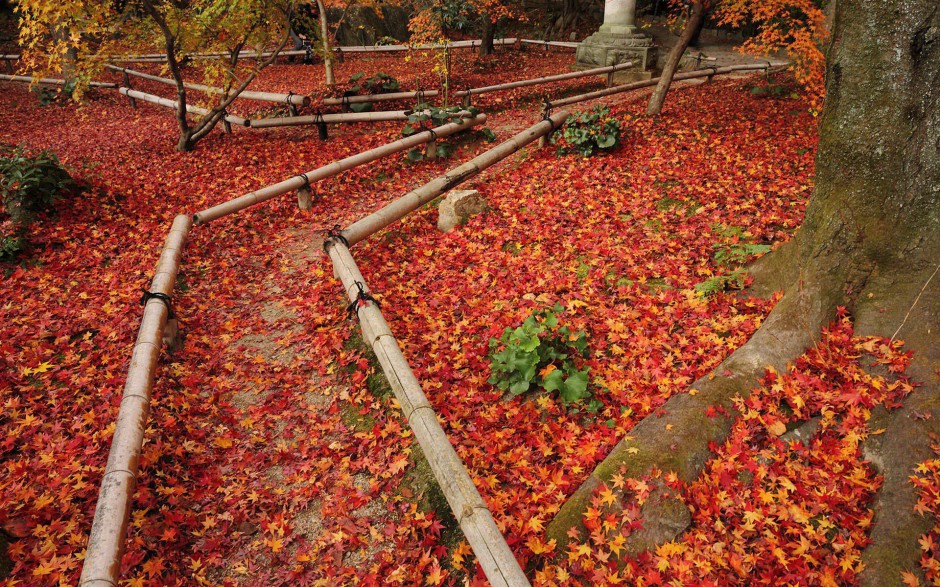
[14,0,296,151]
[647,0,828,115]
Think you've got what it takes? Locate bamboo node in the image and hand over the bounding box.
[345,281,381,320]
[139,289,174,319]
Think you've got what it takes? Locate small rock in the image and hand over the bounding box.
[437,190,487,232]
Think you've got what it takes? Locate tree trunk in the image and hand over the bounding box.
[317,0,334,86]
[646,0,706,116]
[480,16,496,56]
[548,1,940,581]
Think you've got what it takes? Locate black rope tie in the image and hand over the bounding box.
[542,107,557,132]
[341,94,351,110]
[426,128,437,141]
[286,91,295,105]
[140,289,175,319]
[324,224,349,249]
[345,281,380,320]
[296,173,311,190]
[415,89,425,105]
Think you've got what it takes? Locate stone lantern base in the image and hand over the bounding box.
[575,24,657,73]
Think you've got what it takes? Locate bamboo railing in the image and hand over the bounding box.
[0,74,116,88]
[325,241,531,587]
[119,87,250,126]
[320,62,632,108]
[79,215,192,586]
[452,61,633,99]
[105,38,519,64]
[520,39,579,49]
[107,65,309,106]
[339,110,569,246]
[193,113,487,224]
[545,63,776,108]
[322,89,441,107]
[248,110,411,128]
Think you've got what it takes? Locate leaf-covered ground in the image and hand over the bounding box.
[2,48,933,586]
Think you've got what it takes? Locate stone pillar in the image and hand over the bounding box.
[576,0,656,73]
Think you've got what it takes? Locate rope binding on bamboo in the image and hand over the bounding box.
[324,225,349,250]
[345,281,381,319]
[140,289,175,318]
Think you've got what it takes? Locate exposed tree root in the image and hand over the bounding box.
[546,274,840,550]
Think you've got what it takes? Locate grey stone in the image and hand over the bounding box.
[437,190,486,232]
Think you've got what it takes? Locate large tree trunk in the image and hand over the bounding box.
[646,0,706,116]
[480,16,496,56]
[548,0,940,582]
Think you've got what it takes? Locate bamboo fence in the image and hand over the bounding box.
[325,241,531,587]
[452,61,634,99]
[193,113,488,224]
[79,83,572,587]
[119,87,250,126]
[248,110,412,128]
[79,215,192,587]
[520,39,579,49]
[546,63,777,108]
[339,110,570,246]
[0,74,116,88]
[107,65,309,106]
[321,62,631,108]
[105,38,519,63]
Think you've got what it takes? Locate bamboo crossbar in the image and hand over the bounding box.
[119,87,250,127]
[107,65,309,106]
[325,241,530,587]
[546,63,775,108]
[322,89,442,106]
[79,215,193,587]
[0,74,116,88]
[520,39,579,48]
[248,110,412,128]
[106,38,520,63]
[339,110,569,246]
[193,113,487,224]
[452,61,634,98]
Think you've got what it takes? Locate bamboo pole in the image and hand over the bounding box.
[193,113,487,224]
[118,87,250,127]
[338,110,569,247]
[248,110,412,128]
[325,241,530,587]
[105,39,520,63]
[546,63,776,108]
[322,89,441,106]
[451,62,634,99]
[0,73,116,88]
[520,39,579,49]
[79,215,192,587]
[106,65,309,106]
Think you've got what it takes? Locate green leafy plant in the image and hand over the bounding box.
[713,242,772,267]
[0,145,76,226]
[348,72,400,95]
[488,304,594,405]
[402,103,483,162]
[0,235,25,263]
[694,224,771,296]
[552,106,621,157]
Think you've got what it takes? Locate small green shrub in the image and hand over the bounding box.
[401,103,484,162]
[0,145,76,226]
[0,235,25,263]
[348,72,400,94]
[488,304,594,405]
[713,242,771,267]
[552,106,621,157]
